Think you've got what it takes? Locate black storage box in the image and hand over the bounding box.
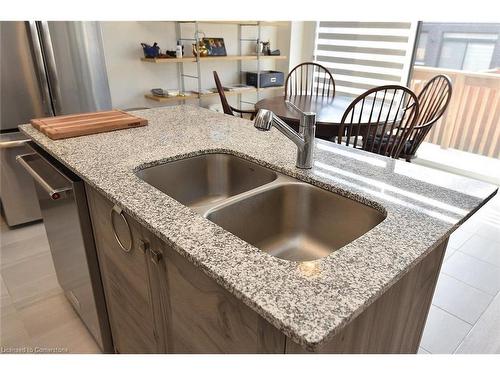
[246,70,284,88]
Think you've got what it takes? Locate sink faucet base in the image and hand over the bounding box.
[254,104,316,169]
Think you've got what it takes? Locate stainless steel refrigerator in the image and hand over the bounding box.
[0,21,112,226]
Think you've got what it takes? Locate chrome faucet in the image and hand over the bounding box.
[254,101,316,169]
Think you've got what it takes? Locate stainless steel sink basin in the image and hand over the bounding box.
[138,152,385,261]
[205,183,385,261]
[136,153,277,210]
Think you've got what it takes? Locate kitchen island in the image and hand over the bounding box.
[20,105,497,353]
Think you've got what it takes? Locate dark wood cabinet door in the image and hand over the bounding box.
[148,236,286,354]
[86,185,158,354]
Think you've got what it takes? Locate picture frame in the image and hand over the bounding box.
[202,37,227,56]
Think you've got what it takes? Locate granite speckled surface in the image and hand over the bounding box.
[20,105,497,350]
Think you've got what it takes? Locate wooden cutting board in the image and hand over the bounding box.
[31,110,148,140]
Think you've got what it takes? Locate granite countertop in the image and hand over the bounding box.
[20,105,498,350]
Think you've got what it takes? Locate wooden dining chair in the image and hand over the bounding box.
[213,71,256,120]
[285,62,335,100]
[399,75,452,161]
[337,85,419,159]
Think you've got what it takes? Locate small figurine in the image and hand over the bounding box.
[262,41,271,55]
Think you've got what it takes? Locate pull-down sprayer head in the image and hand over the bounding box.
[253,109,274,131]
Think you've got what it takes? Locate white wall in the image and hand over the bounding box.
[100,22,177,109]
[100,21,285,110]
[275,22,292,74]
[287,21,317,70]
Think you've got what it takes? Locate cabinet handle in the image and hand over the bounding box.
[138,239,149,253]
[110,205,132,253]
[150,248,162,264]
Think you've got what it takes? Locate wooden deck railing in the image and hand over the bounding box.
[410,66,500,159]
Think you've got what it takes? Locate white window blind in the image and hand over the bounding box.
[314,22,418,97]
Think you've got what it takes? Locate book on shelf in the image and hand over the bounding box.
[222,84,254,92]
[192,88,217,95]
[150,88,196,97]
[150,88,179,97]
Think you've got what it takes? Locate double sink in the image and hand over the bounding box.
[136,153,385,262]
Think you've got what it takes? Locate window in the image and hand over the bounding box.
[462,43,496,71]
[314,21,418,97]
[438,32,497,71]
[439,40,467,69]
[415,32,428,65]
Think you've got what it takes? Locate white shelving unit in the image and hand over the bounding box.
[142,21,287,108]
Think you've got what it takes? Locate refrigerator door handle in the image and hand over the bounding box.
[38,21,63,116]
[26,21,54,117]
[0,139,29,149]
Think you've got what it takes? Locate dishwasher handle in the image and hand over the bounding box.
[16,153,72,200]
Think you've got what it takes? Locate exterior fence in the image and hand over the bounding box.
[410,66,500,159]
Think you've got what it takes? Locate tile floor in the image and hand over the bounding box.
[0,193,499,354]
[0,216,99,354]
[419,192,500,354]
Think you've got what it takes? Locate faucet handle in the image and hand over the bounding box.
[285,100,316,116]
[285,100,316,129]
[254,109,274,131]
[285,100,305,115]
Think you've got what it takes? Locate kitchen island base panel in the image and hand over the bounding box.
[87,183,447,353]
[286,239,447,353]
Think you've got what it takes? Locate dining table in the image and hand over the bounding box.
[255,95,354,139]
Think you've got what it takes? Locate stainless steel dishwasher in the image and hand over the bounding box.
[17,144,113,353]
